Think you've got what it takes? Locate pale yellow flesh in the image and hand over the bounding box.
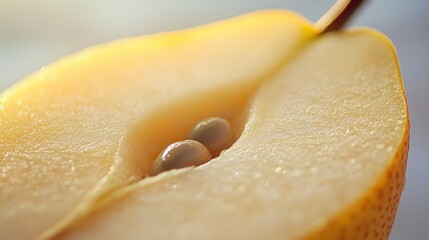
[57,31,408,240]
[0,11,315,240]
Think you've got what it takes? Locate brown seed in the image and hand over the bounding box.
[149,140,211,176]
[188,117,235,157]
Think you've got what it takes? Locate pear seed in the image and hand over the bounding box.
[188,117,235,157]
[149,140,211,176]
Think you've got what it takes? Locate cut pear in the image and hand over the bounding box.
[56,30,408,240]
[0,11,315,240]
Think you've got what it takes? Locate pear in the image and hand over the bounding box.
[56,29,409,240]
[0,2,408,240]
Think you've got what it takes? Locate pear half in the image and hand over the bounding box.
[58,30,408,240]
[0,11,315,240]
[0,10,408,240]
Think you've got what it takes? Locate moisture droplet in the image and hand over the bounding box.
[274,167,282,174]
[253,172,262,179]
[345,128,350,135]
[291,170,302,177]
[128,175,139,182]
[348,158,357,164]
[236,184,247,194]
[376,143,386,149]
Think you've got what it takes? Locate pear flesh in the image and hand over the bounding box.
[57,31,408,240]
[0,11,315,240]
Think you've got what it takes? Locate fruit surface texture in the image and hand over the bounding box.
[0,10,408,240]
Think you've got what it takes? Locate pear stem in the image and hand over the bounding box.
[316,0,366,33]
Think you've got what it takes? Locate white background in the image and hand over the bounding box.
[1,0,428,239]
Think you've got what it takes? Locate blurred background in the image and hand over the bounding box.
[0,0,427,239]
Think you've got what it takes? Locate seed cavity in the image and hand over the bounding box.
[149,117,235,176]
